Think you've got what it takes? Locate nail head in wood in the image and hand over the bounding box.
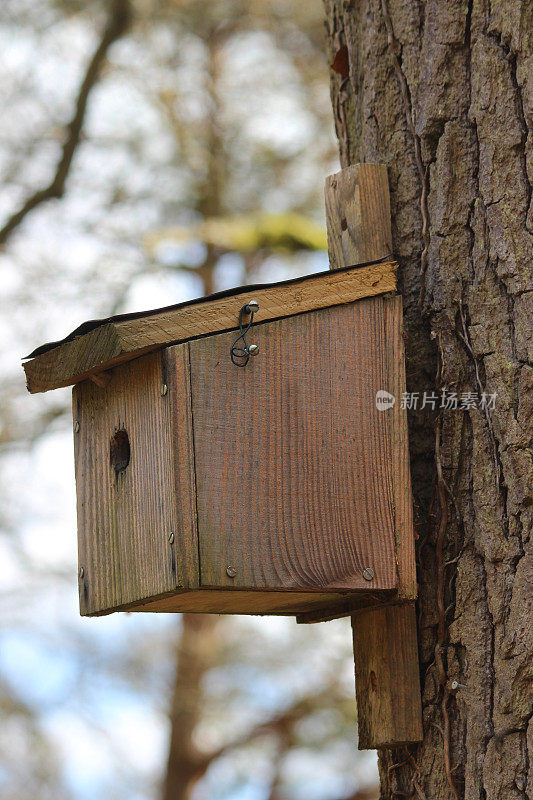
[245,300,259,314]
[363,567,374,581]
[78,566,84,579]
[74,420,80,433]
[161,384,168,396]
[226,566,237,578]
[247,344,259,356]
[450,680,467,692]
[168,532,174,544]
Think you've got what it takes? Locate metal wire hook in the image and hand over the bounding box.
[230,300,259,366]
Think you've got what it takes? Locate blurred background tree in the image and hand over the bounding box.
[0,1,379,798]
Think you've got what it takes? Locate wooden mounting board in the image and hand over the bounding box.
[23,260,396,393]
[324,163,422,749]
[352,604,423,748]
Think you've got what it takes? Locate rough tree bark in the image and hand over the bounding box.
[323,1,532,799]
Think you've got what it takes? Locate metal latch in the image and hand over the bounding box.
[230,300,259,366]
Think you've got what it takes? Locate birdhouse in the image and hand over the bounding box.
[23,164,424,752]
[23,258,416,620]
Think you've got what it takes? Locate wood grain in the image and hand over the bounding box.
[352,604,423,748]
[188,301,399,593]
[325,167,416,580]
[90,589,362,616]
[296,298,416,617]
[385,296,417,599]
[295,593,400,624]
[325,164,392,268]
[74,350,198,616]
[164,343,200,591]
[24,261,397,393]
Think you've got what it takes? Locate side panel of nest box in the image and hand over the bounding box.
[73,346,198,615]
[188,299,399,594]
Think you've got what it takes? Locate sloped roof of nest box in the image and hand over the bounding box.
[23,257,397,394]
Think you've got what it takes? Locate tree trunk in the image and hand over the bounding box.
[323,1,532,798]
[162,614,221,800]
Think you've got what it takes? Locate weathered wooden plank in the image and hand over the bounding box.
[188,300,399,593]
[352,604,423,748]
[90,589,362,616]
[74,350,198,616]
[295,593,399,624]
[164,343,200,591]
[24,261,397,393]
[385,296,417,599]
[296,295,416,620]
[325,163,421,749]
[325,164,392,268]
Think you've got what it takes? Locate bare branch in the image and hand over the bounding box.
[192,682,345,778]
[0,0,132,246]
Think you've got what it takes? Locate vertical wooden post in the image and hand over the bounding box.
[325,164,423,749]
[351,604,422,748]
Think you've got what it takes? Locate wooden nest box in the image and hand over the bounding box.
[23,164,422,749]
[24,256,416,620]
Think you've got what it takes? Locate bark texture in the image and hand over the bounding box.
[323,1,532,798]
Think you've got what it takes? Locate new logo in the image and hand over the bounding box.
[375,390,396,411]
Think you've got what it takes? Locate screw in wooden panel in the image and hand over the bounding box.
[74,421,80,433]
[226,566,237,578]
[168,532,174,544]
[247,344,259,356]
[362,567,374,581]
[245,300,259,314]
[78,566,84,579]
[161,384,168,396]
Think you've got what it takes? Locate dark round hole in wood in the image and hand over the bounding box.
[110,429,130,474]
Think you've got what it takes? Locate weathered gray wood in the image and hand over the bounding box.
[188,300,399,593]
[24,261,397,393]
[74,349,198,616]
